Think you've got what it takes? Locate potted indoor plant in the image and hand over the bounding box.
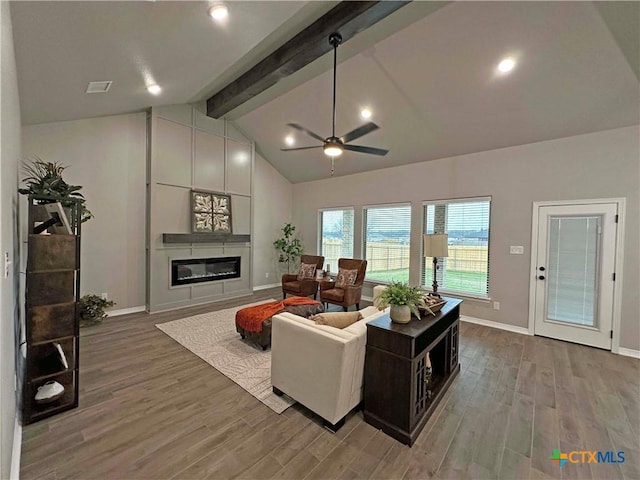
[377,281,428,324]
[79,294,115,326]
[19,156,93,223]
[273,222,303,273]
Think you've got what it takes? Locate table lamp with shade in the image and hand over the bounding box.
[423,234,449,297]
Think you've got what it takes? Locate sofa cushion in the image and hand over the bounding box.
[359,306,381,318]
[297,263,317,280]
[335,268,358,288]
[273,312,355,340]
[311,311,363,329]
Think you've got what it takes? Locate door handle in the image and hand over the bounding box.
[538,275,545,280]
[539,266,546,271]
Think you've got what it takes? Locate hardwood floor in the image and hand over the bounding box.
[21,288,640,480]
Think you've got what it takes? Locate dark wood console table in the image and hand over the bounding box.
[363,297,462,445]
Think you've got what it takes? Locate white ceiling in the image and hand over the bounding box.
[11,1,327,124]
[11,1,640,184]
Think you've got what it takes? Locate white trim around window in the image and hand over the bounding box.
[422,196,492,298]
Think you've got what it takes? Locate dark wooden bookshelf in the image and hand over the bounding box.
[23,196,81,424]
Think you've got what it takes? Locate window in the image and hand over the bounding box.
[422,198,491,297]
[363,204,411,283]
[319,208,354,272]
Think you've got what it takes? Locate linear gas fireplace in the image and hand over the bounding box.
[171,257,241,286]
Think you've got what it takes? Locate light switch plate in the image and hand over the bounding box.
[509,246,524,255]
[4,252,11,279]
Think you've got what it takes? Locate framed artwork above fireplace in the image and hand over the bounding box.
[191,189,232,234]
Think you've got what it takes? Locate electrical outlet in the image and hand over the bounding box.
[493,301,500,310]
[509,246,524,255]
[265,272,269,278]
[101,292,108,301]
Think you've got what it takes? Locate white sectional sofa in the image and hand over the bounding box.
[270,305,388,431]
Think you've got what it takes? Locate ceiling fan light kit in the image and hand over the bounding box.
[323,137,343,157]
[281,32,388,175]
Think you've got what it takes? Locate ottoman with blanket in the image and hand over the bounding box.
[235,297,324,350]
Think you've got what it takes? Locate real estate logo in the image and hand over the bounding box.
[550,449,625,468]
[549,449,568,467]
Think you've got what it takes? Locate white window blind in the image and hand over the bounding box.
[319,208,354,272]
[422,198,491,297]
[546,215,599,326]
[363,204,411,282]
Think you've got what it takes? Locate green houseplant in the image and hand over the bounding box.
[273,222,303,273]
[79,294,115,326]
[377,281,428,324]
[19,156,93,223]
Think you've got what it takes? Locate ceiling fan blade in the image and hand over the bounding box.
[340,122,379,143]
[342,144,389,156]
[280,146,323,151]
[287,123,325,142]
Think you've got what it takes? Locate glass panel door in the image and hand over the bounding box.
[533,202,617,350]
[546,215,601,327]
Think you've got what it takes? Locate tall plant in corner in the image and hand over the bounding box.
[273,222,303,273]
[18,156,93,222]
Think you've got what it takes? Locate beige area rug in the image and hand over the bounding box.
[155,300,294,414]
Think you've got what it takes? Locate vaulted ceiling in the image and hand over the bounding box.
[11,1,640,183]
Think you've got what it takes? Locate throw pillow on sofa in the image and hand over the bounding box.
[335,268,358,288]
[311,311,363,329]
[297,263,317,280]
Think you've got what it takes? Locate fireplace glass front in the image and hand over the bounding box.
[171,257,241,286]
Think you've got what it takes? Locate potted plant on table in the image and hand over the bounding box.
[376,281,429,324]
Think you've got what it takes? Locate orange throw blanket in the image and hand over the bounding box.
[235,297,320,333]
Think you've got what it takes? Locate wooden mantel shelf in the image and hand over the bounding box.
[162,233,251,244]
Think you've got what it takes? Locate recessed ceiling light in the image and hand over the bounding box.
[497,57,516,74]
[360,108,372,120]
[147,84,162,95]
[285,135,295,146]
[208,4,228,21]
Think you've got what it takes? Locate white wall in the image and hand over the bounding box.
[21,111,296,309]
[252,153,293,287]
[22,113,147,310]
[0,2,22,477]
[292,126,640,351]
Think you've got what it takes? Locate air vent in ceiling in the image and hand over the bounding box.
[85,81,112,94]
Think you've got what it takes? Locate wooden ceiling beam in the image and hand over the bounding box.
[206,1,410,119]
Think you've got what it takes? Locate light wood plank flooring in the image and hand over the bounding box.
[21,288,640,480]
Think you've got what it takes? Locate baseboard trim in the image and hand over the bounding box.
[10,415,21,480]
[461,315,531,336]
[253,283,280,291]
[108,306,146,317]
[618,347,640,359]
[361,295,373,302]
[460,315,639,357]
